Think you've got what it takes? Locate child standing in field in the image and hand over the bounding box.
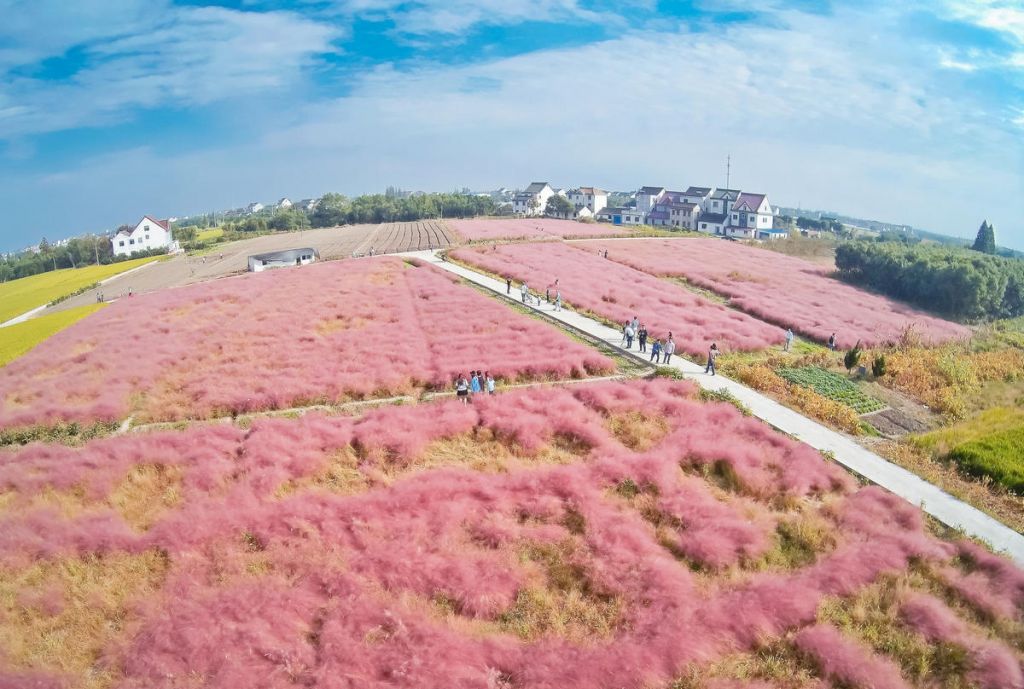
[455,374,470,403]
[785,328,794,352]
[706,343,719,375]
[486,372,495,395]
[650,339,662,363]
[664,336,675,364]
[638,324,648,352]
[470,371,481,395]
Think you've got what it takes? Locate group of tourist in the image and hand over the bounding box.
[507,277,562,312]
[619,317,679,365]
[454,370,495,403]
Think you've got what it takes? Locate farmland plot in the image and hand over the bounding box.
[577,238,971,348]
[450,242,784,355]
[0,257,612,430]
[0,379,1020,689]
[449,218,635,242]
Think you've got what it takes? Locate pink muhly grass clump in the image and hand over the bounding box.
[0,258,612,431]
[451,242,785,355]
[352,398,478,464]
[474,386,611,453]
[448,218,628,241]
[794,624,911,689]
[0,671,69,689]
[899,592,1024,689]
[658,475,774,568]
[577,238,970,348]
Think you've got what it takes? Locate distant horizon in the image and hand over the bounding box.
[2,1,1021,253]
[1,182,1002,255]
[0,183,1006,255]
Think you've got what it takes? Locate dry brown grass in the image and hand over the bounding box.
[0,550,169,689]
[109,463,183,531]
[606,411,670,451]
[497,539,623,643]
[670,640,821,689]
[276,446,370,498]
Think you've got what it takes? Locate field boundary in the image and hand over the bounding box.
[408,248,1024,563]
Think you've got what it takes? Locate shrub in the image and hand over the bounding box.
[872,354,887,378]
[844,340,863,373]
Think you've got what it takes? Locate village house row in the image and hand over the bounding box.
[511,182,785,240]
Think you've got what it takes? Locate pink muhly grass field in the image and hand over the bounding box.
[577,238,971,348]
[1,378,1019,688]
[450,241,784,355]
[448,218,634,241]
[0,257,612,430]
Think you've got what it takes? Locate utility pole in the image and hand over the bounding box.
[726,154,731,189]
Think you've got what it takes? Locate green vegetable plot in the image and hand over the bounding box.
[778,366,885,414]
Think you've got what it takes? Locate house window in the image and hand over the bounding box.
[129,239,135,245]
[733,214,738,220]
[119,240,125,247]
[701,223,707,229]
[144,225,149,231]
[145,235,150,240]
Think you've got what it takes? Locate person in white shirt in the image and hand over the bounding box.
[785,327,794,352]
[664,336,676,364]
[486,372,495,394]
[624,324,635,349]
[554,289,562,311]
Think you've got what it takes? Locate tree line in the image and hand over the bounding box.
[834,241,1024,321]
[0,235,163,283]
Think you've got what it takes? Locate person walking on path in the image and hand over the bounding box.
[486,372,495,395]
[506,277,511,295]
[650,339,662,364]
[625,323,635,349]
[621,321,629,346]
[828,332,836,351]
[470,371,482,395]
[631,316,639,334]
[545,285,551,303]
[706,343,719,375]
[638,325,648,353]
[554,289,562,312]
[784,328,794,352]
[455,374,470,404]
[664,336,675,364]
[520,282,529,304]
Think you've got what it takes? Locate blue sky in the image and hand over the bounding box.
[1,0,1022,251]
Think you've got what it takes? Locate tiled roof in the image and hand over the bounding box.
[733,193,767,212]
[710,188,740,199]
[701,213,727,223]
[638,186,666,195]
[683,186,712,196]
[524,182,550,193]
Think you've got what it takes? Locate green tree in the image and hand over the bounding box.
[545,194,575,217]
[174,225,197,243]
[971,220,996,255]
[310,193,350,228]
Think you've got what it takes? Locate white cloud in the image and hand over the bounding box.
[0,4,340,138]
[2,1,1022,250]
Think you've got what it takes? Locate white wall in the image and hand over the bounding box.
[112,217,171,257]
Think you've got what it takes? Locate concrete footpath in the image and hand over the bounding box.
[404,249,1024,563]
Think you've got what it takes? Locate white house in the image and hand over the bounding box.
[697,213,728,235]
[276,198,293,209]
[513,182,556,216]
[597,207,645,225]
[569,187,608,215]
[681,186,713,206]
[704,188,740,215]
[111,216,175,257]
[635,186,666,214]
[246,202,265,214]
[726,193,774,238]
